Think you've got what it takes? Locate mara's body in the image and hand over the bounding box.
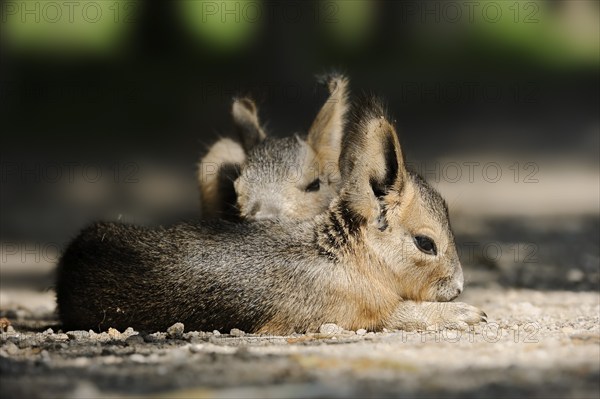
[56,201,482,334]
[57,97,486,334]
[57,215,403,333]
[57,219,320,333]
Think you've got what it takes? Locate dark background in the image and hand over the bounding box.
[1,0,598,247]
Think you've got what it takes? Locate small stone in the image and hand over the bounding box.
[356,329,367,336]
[43,328,54,335]
[382,328,390,333]
[230,328,245,337]
[0,317,11,332]
[561,326,575,334]
[167,323,185,339]
[122,327,137,338]
[189,344,203,353]
[6,326,16,334]
[567,269,585,283]
[4,342,19,355]
[67,331,90,341]
[319,323,344,335]
[96,332,111,343]
[108,328,121,340]
[46,333,69,342]
[39,350,50,361]
[130,354,146,363]
[212,330,221,336]
[54,333,69,342]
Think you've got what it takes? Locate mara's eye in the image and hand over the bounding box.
[414,235,437,256]
[305,178,320,192]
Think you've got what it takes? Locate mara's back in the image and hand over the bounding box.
[56,220,317,333]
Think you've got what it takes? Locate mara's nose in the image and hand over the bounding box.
[249,203,281,220]
[454,286,463,298]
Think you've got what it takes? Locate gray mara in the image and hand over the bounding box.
[197,74,348,220]
[56,96,486,334]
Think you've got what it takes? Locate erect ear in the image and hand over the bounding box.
[232,97,266,152]
[338,96,407,224]
[306,73,349,169]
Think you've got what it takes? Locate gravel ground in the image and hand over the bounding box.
[1,216,598,399]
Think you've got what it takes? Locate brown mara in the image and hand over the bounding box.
[55,96,486,334]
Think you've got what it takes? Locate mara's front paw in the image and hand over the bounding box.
[392,301,487,331]
[426,302,487,331]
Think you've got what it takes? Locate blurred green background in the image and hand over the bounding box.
[1,0,598,244]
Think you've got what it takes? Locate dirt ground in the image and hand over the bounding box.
[1,215,599,399]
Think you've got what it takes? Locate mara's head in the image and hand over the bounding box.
[336,96,463,302]
[233,74,349,220]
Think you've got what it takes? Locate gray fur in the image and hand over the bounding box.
[199,73,349,221]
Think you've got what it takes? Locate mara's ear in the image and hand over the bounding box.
[232,97,266,152]
[306,73,349,165]
[339,96,408,222]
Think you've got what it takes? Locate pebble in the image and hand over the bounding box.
[230,328,245,337]
[213,330,221,336]
[185,331,200,339]
[4,341,19,355]
[66,331,90,341]
[0,317,11,332]
[122,327,137,338]
[95,332,112,343]
[567,269,585,282]
[130,354,147,363]
[561,326,575,334]
[39,350,50,362]
[43,328,54,335]
[319,323,344,335]
[189,344,203,353]
[47,333,69,342]
[167,323,185,339]
[356,329,367,336]
[108,328,122,340]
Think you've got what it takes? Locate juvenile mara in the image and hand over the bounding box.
[56,97,486,334]
[198,74,348,220]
